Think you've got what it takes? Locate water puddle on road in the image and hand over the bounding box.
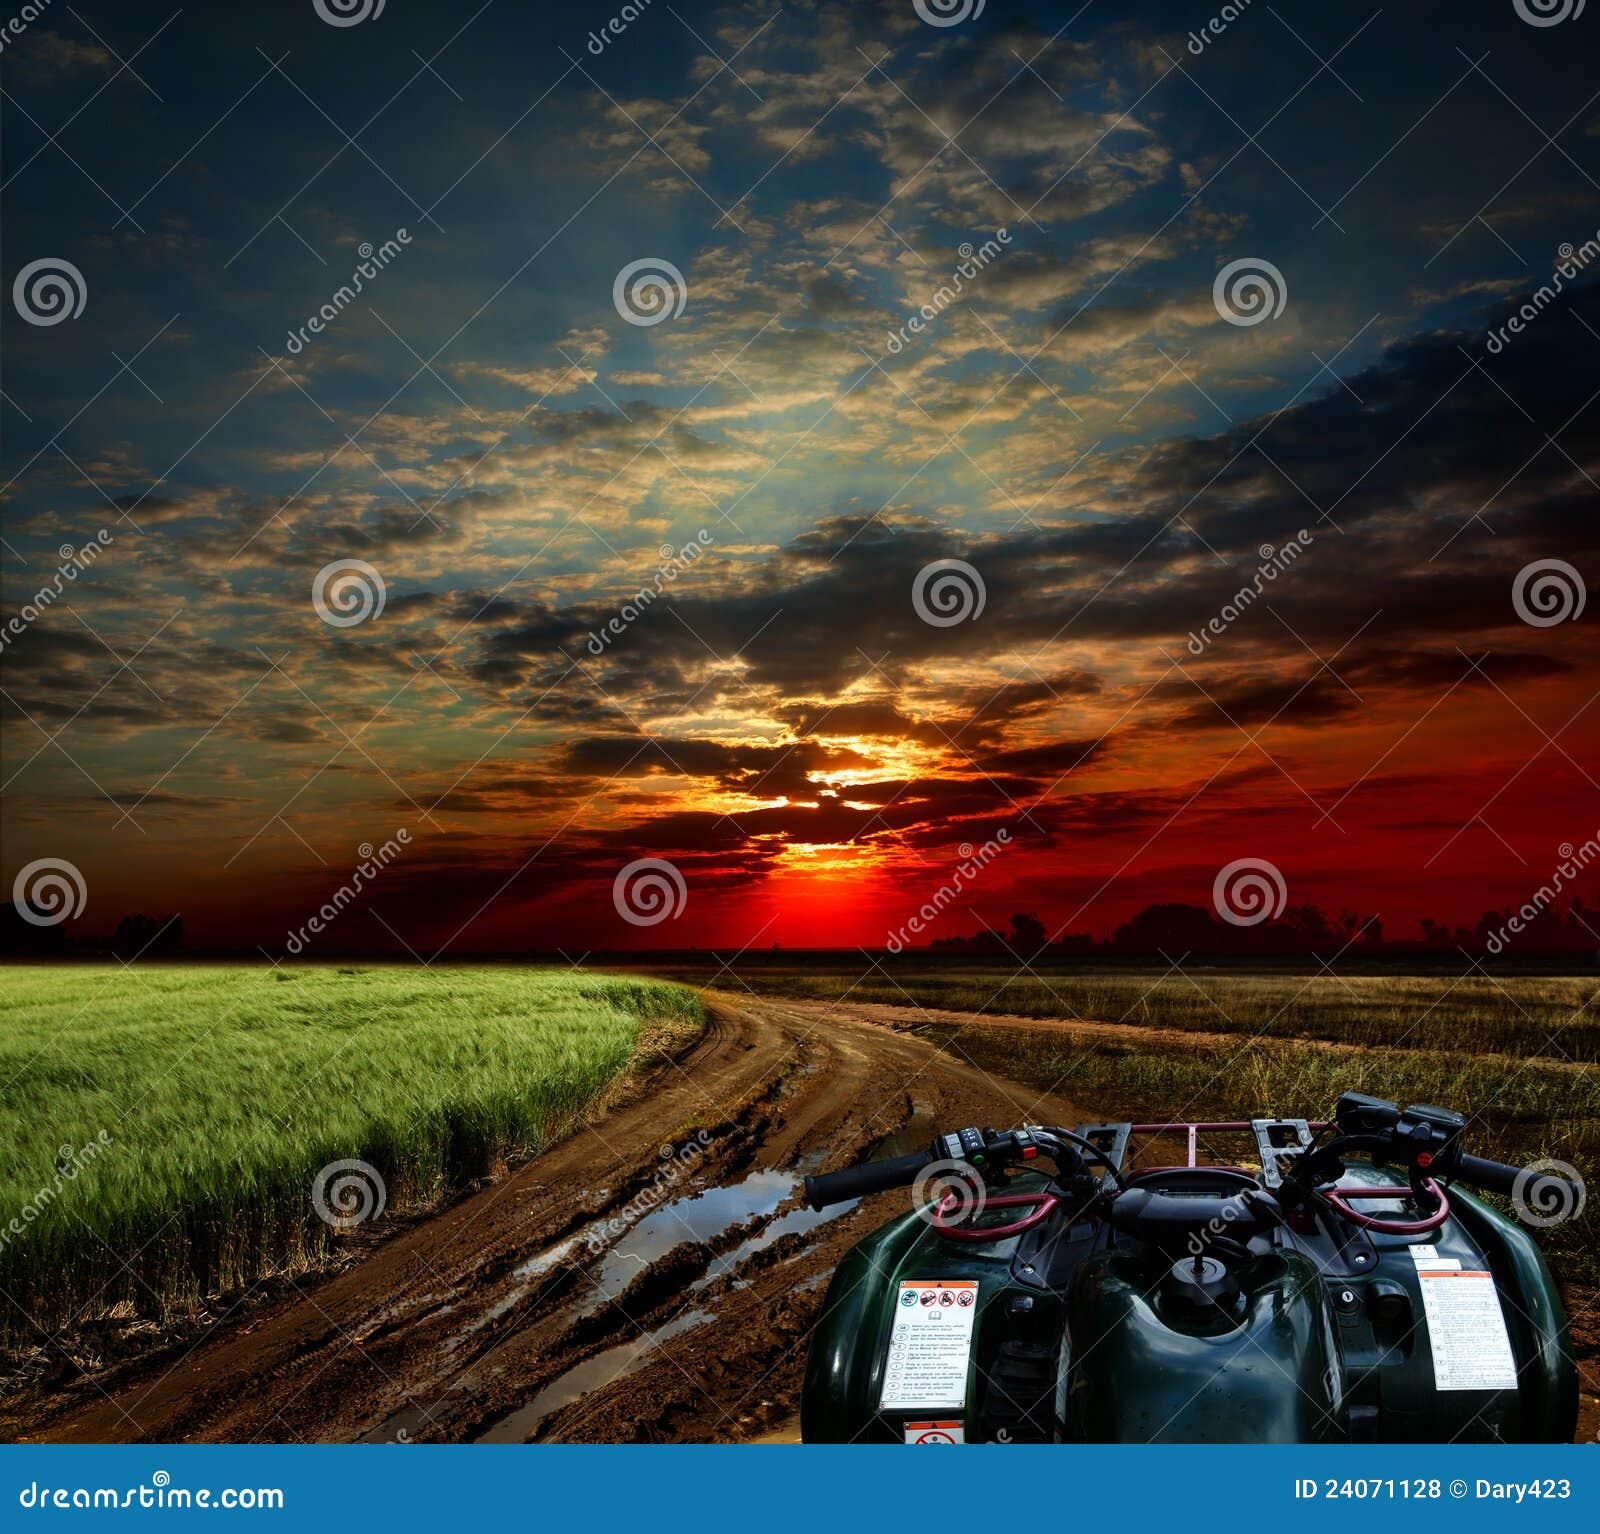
[475,1308,713,1443]
[689,1201,851,1291]
[405,1114,938,1441]
[576,1167,796,1315]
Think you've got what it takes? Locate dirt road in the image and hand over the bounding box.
[29,992,1080,1445]
[24,991,1596,1444]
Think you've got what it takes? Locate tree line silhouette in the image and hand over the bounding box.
[931,899,1599,961]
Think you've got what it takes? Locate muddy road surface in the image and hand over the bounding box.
[29,993,1080,1444]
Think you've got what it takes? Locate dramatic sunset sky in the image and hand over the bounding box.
[3,0,1598,954]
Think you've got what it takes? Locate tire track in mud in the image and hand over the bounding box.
[27,992,1081,1445]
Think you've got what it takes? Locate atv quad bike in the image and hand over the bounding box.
[799,1093,1578,1443]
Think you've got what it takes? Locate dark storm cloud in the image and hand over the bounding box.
[455,280,1600,731]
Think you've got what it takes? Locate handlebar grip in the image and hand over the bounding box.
[804,1151,931,1210]
[1452,1152,1535,1198]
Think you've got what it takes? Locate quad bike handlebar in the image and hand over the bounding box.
[801,1097,1579,1244]
[800,1151,934,1208]
[803,1124,1122,1212]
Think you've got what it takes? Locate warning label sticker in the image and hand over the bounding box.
[1407,1243,1460,1271]
[1413,1261,1518,1392]
[904,1419,964,1444]
[880,1279,979,1411]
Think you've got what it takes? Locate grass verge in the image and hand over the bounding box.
[0,965,705,1340]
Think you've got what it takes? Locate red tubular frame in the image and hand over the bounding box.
[1318,1179,1450,1235]
[930,1190,1060,1242]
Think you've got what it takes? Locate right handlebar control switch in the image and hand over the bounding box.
[1395,1103,1464,1171]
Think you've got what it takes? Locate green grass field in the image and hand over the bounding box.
[0,966,704,1340]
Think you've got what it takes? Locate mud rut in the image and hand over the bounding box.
[27,992,1597,1444]
[31,993,1082,1445]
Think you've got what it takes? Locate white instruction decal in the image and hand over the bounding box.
[1415,1265,1517,1391]
[1408,1243,1460,1271]
[880,1280,979,1412]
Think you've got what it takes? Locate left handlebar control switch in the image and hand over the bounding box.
[938,1127,988,1165]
